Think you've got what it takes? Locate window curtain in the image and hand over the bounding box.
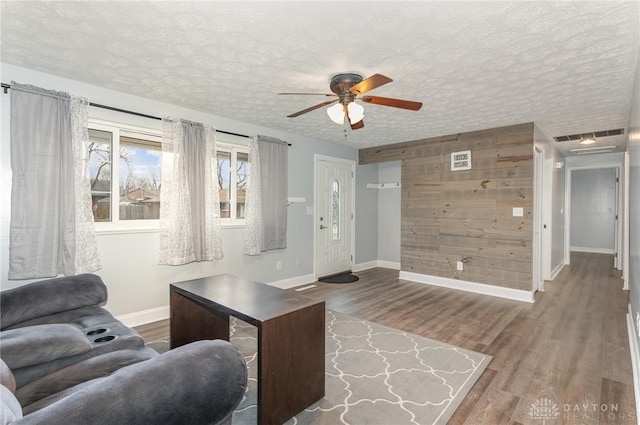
[244,135,288,255]
[159,118,223,265]
[9,82,101,279]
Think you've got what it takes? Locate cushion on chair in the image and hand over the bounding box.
[4,306,115,331]
[12,320,145,389]
[1,274,107,330]
[0,324,91,370]
[16,347,159,408]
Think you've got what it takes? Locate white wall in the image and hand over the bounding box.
[0,63,379,318]
[627,45,640,400]
[377,161,401,265]
[570,168,617,252]
[355,163,379,265]
[533,125,565,278]
[565,152,624,169]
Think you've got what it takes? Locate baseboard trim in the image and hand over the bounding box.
[117,305,169,328]
[376,260,401,270]
[570,246,615,254]
[267,273,316,290]
[627,304,640,425]
[354,260,401,272]
[399,271,535,303]
[550,262,565,281]
[353,261,378,272]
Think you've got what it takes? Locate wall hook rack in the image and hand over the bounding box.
[366,182,401,189]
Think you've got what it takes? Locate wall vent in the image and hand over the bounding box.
[554,128,624,142]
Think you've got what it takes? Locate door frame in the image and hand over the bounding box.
[532,147,549,292]
[623,152,630,290]
[564,164,624,271]
[313,154,356,280]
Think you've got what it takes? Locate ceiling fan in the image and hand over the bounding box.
[280,73,422,130]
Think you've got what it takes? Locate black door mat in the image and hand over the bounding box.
[319,273,360,284]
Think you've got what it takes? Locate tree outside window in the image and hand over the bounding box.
[88,125,162,225]
[217,146,249,223]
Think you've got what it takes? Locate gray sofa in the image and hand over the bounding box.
[0,274,247,425]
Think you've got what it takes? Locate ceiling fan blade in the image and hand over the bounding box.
[279,92,337,96]
[344,104,364,130]
[287,99,338,118]
[351,119,364,130]
[361,95,422,111]
[349,74,393,95]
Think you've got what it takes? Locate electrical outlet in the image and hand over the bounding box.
[456,261,464,271]
[276,260,282,270]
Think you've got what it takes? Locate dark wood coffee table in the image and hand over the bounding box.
[170,274,325,425]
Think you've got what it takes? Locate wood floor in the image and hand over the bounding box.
[135,252,635,424]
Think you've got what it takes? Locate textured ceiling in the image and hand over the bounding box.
[1,1,639,155]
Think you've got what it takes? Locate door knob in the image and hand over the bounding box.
[320,225,328,230]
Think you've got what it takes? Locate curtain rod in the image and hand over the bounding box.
[1,82,291,145]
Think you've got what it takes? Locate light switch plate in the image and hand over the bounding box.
[306,206,313,215]
[512,207,524,217]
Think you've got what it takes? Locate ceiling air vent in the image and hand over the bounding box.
[554,128,624,142]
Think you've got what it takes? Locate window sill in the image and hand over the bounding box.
[96,227,159,236]
[95,222,245,235]
[221,221,246,229]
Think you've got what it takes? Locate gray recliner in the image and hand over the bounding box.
[0,275,248,425]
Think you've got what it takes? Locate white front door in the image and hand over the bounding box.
[315,158,354,278]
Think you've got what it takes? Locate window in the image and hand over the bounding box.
[88,120,162,230]
[331,179,340,240]
[217,144,249,224]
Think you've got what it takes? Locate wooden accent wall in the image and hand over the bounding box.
[359,123,534,291]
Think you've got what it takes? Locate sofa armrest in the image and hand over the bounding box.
[1,275,107,330]
[16,340,248,425]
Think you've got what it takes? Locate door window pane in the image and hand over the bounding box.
[331,179,340,240]
[88,129,112,222]
[119,136,161,220]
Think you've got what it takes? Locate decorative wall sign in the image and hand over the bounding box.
[451,150,472,171]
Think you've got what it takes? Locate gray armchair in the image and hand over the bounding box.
[0,274,248,425]
[2,340,247,425]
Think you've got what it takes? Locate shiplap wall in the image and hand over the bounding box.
[359,123,534,291]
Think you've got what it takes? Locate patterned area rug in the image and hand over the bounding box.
[147,311,491,425]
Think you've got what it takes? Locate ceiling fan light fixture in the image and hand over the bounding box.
[347,101,365,124]
[580,138,596,145]
[327,103,345,124]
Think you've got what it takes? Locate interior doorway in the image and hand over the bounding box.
[569,168,618,262]
[314,155,355,279]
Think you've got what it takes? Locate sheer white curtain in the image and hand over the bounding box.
[9,82,100,279]
[71,96,102,274]
[159,118,223,265]
[243,136,263,255]
[244,135,288,255]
